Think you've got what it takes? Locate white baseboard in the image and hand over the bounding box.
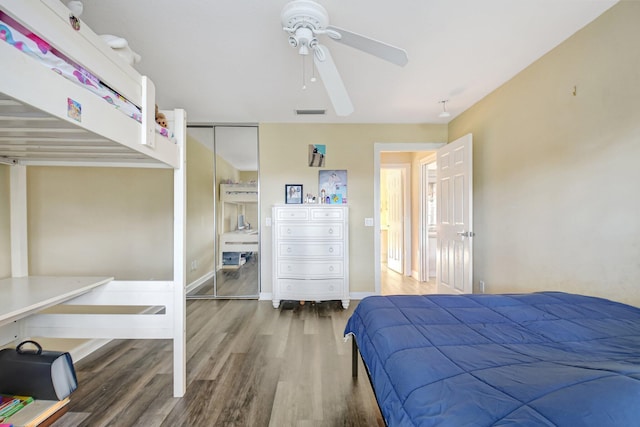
[70,338,111,362]
[186,270,215,294]
[259,292,272,301]
[349,291,377,300]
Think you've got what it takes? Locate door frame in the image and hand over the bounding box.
[374,142,445,295]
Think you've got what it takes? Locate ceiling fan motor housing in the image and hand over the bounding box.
[281,0,329,33]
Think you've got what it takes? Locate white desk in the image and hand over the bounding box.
[0,276,113,328]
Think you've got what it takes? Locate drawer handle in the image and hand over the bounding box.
[287,228,292,234]
[287,266,292,271]
[328,247,334,253]
[329,266,334,272]
[287,247,292,253]
[328,228,333,234]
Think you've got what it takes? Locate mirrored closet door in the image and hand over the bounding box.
[186,125,259,299]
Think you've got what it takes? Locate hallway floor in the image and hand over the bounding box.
[380,263,437,295]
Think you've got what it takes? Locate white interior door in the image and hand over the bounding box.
[386,168,403,273]
[436,134,473,294]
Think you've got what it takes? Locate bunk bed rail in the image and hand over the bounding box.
[24,281,177,340]
[0,0,179,167]
[1,0,187,398]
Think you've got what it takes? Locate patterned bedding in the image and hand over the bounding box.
[0,12,174,142]
[344,292,640,426]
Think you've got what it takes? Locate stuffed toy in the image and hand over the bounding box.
[155,104,168,128]
[99,34,142,66]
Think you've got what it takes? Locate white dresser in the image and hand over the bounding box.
[272,205,349,309]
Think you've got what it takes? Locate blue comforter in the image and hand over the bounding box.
[344,292,640,426]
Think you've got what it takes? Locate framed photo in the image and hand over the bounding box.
[285,184,303,204]
[319,170,347,204]
[308,144,326,167]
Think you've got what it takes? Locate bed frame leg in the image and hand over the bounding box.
[352,338,358,378]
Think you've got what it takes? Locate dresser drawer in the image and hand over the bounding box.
[277,242,344,258]
[310,207,345,221]
[278,279,344,300]
[276,223,344,239]
[277,260,344,278]
[275,207,309,221]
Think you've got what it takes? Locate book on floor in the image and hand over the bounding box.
[0,394,33,422]
[4,398,69,427]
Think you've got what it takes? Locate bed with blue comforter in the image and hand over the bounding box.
[344,292,640,426]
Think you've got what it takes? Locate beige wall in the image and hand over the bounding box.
[186,134,215,283]
[0,138,215,284]
[27,166,173,279]
[0,165,9,278]
[258,123,447,295]
[449,1,640,306]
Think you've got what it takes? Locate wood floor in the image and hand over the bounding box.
[381,263,437,295]
[52,300,383,427]
[188,254,259,298]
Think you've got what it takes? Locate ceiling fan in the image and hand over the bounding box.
[281,0,408,116]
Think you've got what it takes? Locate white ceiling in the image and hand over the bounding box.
[79,0,618,125]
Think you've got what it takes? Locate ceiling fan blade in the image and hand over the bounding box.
[313,45,354,116]
[326,25,408,67]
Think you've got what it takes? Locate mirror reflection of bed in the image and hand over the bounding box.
[186,125,259,299]
[217,182,259,297]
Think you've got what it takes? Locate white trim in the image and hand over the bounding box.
[373,142,446,295]
[172,109,187,397]
[350,291,377,301]
[186,271,215,295]
[9,165,28,277]
[259,292,273,301]
[15,160,173,169]
[69,339,111,362]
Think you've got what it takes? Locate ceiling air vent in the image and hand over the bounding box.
[295,109,326,115]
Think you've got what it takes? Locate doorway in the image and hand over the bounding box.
[380,164,410,275]
[374,142,445,295]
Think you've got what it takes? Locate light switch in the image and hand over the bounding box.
[266,217,272,227]
[364,217,374,227]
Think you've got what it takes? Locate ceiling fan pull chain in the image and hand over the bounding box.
[302,55,307,90]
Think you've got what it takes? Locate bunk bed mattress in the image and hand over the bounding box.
[0,13,175,142]
[344,292,640,426]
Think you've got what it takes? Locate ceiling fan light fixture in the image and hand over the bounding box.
[438,100,451,118]
[282,0,407,116]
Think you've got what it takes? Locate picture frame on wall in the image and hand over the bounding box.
[285,184,303,204]
[319,170,347,204]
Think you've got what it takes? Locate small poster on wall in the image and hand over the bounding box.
[308,144,326,167]
[319,170,347,204]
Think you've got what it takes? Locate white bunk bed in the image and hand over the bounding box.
[0,0,187,398]
[219,183,258,269]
